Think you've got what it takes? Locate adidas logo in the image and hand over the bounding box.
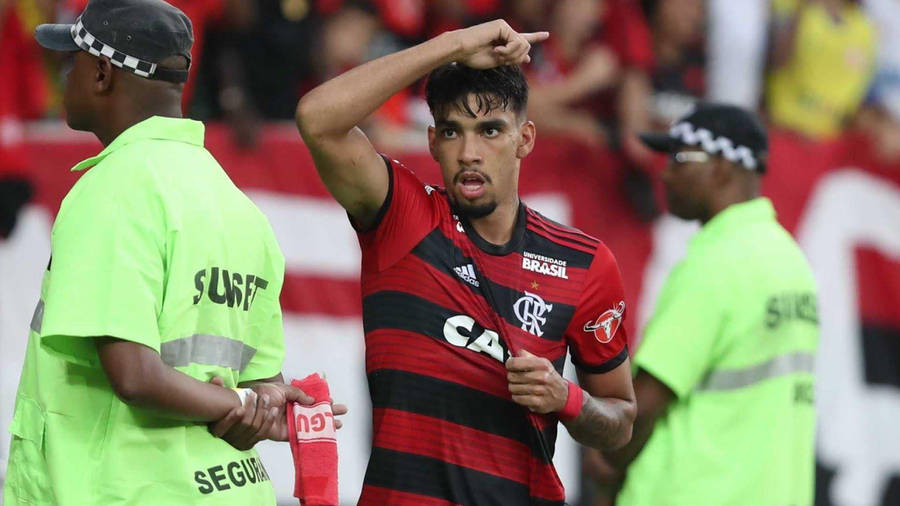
[454,264,479,287]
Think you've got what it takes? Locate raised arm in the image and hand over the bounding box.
[294,19,548,229]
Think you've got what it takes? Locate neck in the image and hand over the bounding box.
[468,197,521,246]
[96,102,183,146]
[701,187,759,224]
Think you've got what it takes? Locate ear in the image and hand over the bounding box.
[94,57,114,94]
[427,125,438,162]
[516,120,536,159]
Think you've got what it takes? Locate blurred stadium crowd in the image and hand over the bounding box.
[2,0,899,198]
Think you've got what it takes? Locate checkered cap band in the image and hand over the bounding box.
[669,121,759,170]
[70,18,157,78]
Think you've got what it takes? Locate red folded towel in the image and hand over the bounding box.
[286,373,338,506]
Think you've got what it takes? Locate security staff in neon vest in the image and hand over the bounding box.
[5,0,345,504]
[597,103,819,505]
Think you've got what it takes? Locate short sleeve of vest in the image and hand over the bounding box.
[240,243,287,382]
[40,161,165,367]
[355,156,441,272]
[633,258,726,398]
[566,243,630,373]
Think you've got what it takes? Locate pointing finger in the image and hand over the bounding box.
[522,31,550,44]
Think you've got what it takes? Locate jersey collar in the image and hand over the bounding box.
[460,201,528,256]
[71,116,205,172]
[691,197,776,249]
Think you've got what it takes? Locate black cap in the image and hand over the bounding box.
[34,0,193,83]
[639,103,768,172]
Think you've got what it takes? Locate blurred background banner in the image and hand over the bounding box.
[2,0,900,504]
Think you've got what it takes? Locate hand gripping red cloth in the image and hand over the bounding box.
[286,373,338,505]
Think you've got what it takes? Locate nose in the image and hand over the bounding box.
[458,133,482,167]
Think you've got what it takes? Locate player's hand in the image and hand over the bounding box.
[506,349,569,414]
[451,19,549,69]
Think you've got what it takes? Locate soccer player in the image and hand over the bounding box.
[296,20,636,505]
[3,0,342,504]
[600,104,819,505]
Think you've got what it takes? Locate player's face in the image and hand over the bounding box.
[62,51,96,132]
[428,96,535,218]
[661,147,714,220]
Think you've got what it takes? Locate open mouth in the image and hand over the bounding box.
[456,171,487,199]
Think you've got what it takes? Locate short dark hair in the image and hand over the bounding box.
[425,63,528,120]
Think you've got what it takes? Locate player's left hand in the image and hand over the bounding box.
[506,350,569,414]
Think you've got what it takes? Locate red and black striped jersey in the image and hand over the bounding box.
[355,158,629,506]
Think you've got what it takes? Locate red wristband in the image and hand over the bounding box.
[558,380,583,421]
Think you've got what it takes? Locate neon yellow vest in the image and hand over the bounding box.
[5,117,285,505]
[621,199,818,506]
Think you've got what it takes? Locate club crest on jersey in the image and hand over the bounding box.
[453,264,479,287]
[584,301,625,343]
[522,251,568,279]
[514,291,554,337]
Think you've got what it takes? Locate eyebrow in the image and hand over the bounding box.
[478,119,508,130]
[435,119,510,130]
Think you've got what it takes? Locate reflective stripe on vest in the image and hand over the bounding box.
[160,334,257,372]
[30,300,44,333]
[697,351,815,392]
